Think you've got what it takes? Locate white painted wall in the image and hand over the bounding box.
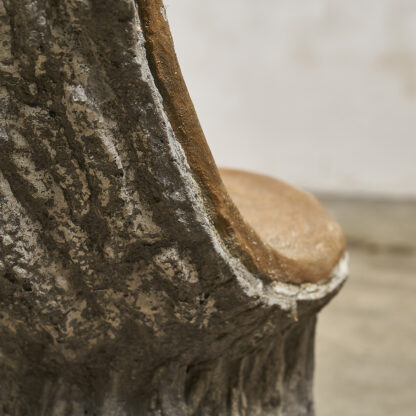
[167,0,416,197]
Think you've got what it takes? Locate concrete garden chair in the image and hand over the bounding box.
[0,1,347,414]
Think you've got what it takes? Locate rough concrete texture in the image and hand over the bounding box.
[315,197,416,416]
[0,1,347,415]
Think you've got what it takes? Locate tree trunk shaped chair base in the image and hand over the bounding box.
[0,1,347,415]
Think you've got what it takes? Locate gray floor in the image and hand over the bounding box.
[315,197,416,416]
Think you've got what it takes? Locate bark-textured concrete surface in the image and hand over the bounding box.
[315,197,416,416]
[0,1,347,415]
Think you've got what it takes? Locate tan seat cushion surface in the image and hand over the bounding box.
[220,168,346,283]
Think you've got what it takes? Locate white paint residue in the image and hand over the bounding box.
[160,6,168,22]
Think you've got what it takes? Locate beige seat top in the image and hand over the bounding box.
[220,169,346,283]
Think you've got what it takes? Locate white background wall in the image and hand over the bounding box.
[167,0,416,198]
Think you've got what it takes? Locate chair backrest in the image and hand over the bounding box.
[139,0,346,284]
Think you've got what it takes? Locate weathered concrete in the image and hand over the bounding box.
[0,1,347,415]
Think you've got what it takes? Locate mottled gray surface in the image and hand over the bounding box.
[315,197,416,416]
[0,1,346,415]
